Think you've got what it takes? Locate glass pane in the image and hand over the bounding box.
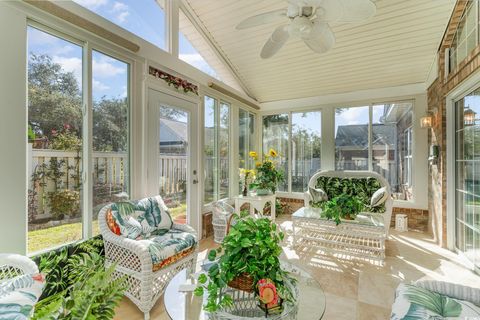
[291,112,321,192]
[73,0,166,50]
[335,106,369,170]
[27,27,83,253]
[159,106,189,223]
[219,102,230,199]
[372,103,413,200]
[239,109,248,170]
[92,51,129,236]
[179,10,218,78]
[263,114,289,192]
[204,96,216,203]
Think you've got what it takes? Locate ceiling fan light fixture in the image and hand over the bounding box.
[289,16,313,38]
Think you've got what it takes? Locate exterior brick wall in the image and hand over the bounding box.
[427,0,480,247]
[391,207,429,232]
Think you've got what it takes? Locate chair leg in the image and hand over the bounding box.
[144,312,150,320]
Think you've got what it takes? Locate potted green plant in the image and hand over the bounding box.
[322,194,364,225]
[194,215,295,313]
[249,149,285,195]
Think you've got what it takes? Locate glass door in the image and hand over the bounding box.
[455,89,480,273]
[148,89,199,232]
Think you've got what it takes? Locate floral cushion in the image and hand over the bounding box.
[138,229,197,271]
[0,273,45,320]
[391,283,480,319]
[108,196,173,239]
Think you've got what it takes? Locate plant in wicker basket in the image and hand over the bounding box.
[194,215,295,313]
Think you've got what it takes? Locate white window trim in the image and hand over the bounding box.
[259,100,423,209]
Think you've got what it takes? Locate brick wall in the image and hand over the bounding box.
[426,0,480,246]
[391,207,429,232]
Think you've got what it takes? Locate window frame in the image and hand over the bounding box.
[26,21,134,254]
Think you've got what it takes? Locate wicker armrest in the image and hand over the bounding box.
[415,280,480,307]
[0,254,38,275]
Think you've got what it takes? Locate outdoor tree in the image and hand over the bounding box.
[28,54,82,141]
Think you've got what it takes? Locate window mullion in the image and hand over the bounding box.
[288,112,293,193]
[82,44,93,240]
[368,105,373,171]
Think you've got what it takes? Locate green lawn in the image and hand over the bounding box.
[28,220,99,253]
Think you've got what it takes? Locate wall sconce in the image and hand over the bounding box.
[420,107,437,129]
[464,106,476,126]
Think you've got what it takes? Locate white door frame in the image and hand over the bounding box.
[147,87,201,235]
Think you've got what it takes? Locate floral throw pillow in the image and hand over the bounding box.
[391,283,480,319]
[309,187,328,203]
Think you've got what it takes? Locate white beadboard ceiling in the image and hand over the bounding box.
[182,0,456,103]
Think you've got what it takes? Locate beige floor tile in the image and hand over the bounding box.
[322,293,357,320]
[357,271,399,307]
[356,302,390,320]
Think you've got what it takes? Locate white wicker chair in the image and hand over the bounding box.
[0,254,39,282]
[98,201,198,320]
[303,170,393,236]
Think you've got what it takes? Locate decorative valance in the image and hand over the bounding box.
[149,66,199,96]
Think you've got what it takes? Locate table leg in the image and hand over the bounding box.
[271,200,276,221]
[292,220,297,248]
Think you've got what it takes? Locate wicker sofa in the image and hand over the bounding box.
[303,170,393,236]
[98,195,198,320]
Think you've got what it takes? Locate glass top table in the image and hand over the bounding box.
[164,261,326,320]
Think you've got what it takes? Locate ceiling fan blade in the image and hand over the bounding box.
[304,21,335,54]
[236,9,287,30]
[320,0,376,23]
[260,25,290,59]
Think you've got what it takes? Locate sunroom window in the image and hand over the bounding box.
[204,96,230,203]
[27,27,84,253]
[449,1,478,71]
[73,0,167,50]
[27,26,130,253]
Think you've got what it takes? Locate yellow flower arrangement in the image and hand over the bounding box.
[249,151,258,159]
[248,149,284,194]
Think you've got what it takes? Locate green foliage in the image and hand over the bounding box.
[50,129,82,152]
[93,98,128,152]
[195,216,295,312]
[314,176,386,213]
[48,190,80,219]
[251,159,285,194]
[33,252,126,320]
[322,194,364,225]
[28,125,36,141]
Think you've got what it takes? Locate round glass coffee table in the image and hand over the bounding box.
[164,261,326,320]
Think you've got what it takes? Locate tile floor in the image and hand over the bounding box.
[115,215,480,320]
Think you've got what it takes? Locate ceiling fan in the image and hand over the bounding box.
[235,0,376,59]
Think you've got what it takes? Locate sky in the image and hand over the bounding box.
[73,0,217,78]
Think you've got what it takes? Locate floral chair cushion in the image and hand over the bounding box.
[138,228,197,271]
[391,283,480,319]
[0,273,45,320]
[108,196,173,239]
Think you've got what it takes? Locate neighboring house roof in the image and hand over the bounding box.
[335,124,396,148]
[160,118,187,146]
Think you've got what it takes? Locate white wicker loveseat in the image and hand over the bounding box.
[99,195,198,320]
[0,254,45,319]
[294,170,393,261]
[304,170,393,235]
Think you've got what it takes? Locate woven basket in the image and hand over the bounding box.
[227,273,255,293]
